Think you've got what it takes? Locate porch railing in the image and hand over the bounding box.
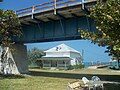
[43,63,69,68]
[57,64,69,67]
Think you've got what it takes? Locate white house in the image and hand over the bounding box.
[40,43,83,68]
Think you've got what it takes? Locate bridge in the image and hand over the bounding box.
[14,0,97,43]
[1,0,98,74]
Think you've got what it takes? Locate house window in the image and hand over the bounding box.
[56,47,61,51]
[56,47,59,51]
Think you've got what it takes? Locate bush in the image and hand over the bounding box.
[67,65,74,70]
[67,64,84,70]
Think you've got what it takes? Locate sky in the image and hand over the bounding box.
[0,0,111,62]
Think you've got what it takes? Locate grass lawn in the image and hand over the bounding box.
[0,68,120,90]
[0,74,73,90]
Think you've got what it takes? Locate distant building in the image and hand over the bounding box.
[39,43,83,68]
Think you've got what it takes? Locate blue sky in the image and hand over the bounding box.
[0,0,111,62]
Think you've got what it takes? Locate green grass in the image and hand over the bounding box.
[0,77,73,90]
[0,70,74,90]
[0,68,120,90]
[0,75,73,90]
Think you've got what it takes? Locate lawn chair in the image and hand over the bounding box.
[82,77,94,90]
[91,76,104,90]
[67,80,82,90]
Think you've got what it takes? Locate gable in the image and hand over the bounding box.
[45,43,80,54]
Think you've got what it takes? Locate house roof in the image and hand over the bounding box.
[45,43,80,53]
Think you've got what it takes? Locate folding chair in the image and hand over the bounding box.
[91,76,104,90]
[82,77,94,90]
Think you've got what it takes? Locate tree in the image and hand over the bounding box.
[0,9,22,46]
[80,0,120,59]
[0,9,21,74]
[0,0,3,2]
[27,48,45,68]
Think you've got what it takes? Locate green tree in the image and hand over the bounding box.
[80,0,120,59]
[0,9,22,47]
[27,48,45,68]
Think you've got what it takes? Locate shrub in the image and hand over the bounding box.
[67,64,84,70]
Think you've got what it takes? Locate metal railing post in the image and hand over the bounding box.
[82,0,85,9]
[54,0,56,15]
[32,6,35,19]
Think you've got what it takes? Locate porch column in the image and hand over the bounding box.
[57,61,58,68]
[65,61,66,69]
[49,60,52,67]
[43,61,44,67]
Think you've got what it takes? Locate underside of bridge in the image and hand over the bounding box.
[15,0,97,43]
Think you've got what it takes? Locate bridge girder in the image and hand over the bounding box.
[15,0,97,43]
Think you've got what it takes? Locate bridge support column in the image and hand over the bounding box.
[10,43,28,74]
[0,43,28,74]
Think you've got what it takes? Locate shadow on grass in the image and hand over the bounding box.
[104,83,120,90]
[0,73,25,79]
[29,70,120,82]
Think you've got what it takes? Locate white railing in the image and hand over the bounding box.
[43,63,69,67]
[57,64,69,67]
[16,0,97,17]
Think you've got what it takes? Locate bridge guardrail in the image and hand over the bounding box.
[16,0,97,17]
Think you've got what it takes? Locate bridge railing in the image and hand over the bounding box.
[16,0,97,17]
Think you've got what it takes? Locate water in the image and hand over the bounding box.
[83,62,93,68]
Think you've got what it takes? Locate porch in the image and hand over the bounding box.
[40,57,72,68]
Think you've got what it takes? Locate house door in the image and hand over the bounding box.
[51,61,57,67]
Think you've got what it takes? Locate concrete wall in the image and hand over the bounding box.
[70,52,82,65]
[11,44,28,74]
[70,52,81,58]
